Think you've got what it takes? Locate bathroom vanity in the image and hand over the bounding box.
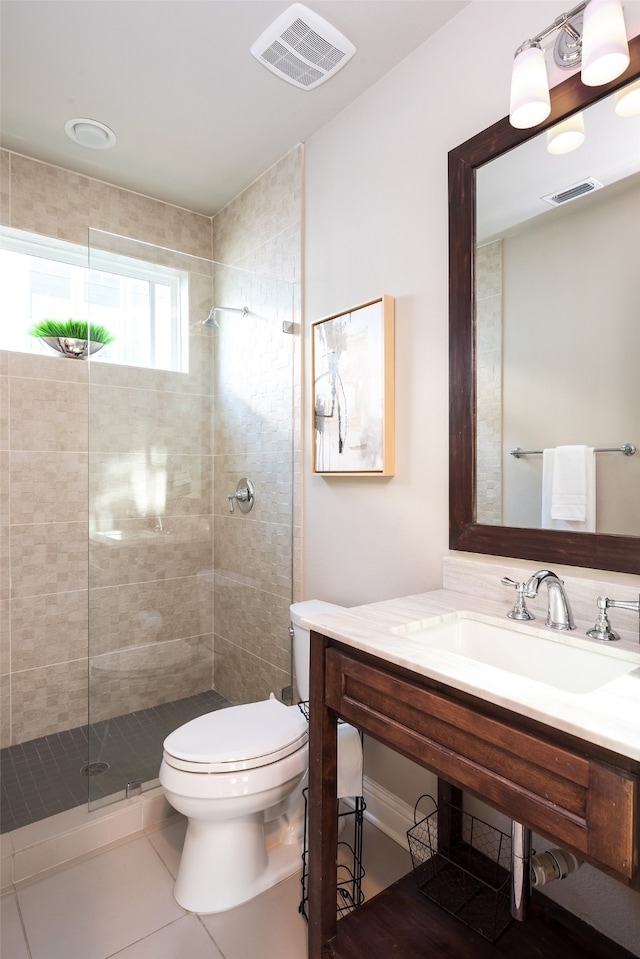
[305,592,640,959]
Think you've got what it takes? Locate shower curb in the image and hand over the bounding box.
[0,786,178,894]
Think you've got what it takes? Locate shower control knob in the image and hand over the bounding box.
[227,477,255,514]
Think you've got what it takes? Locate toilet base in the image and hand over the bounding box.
[174,807,305,914]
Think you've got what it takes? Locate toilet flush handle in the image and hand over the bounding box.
[228,478,255,514]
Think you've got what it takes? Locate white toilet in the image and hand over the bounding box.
[159,600,345,914]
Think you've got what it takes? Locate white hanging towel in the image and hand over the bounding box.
[336,723,364,799]
[541,445,596,531]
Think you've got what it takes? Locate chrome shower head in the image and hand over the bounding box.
[202,305,249,328]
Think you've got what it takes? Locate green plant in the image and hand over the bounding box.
[29,318,115,345]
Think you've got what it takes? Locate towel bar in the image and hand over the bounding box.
[510,444,636,459]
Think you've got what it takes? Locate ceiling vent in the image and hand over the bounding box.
[541,177,604,207]
[250,3,356,90]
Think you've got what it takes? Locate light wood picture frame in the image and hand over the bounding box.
[312,295,394,476]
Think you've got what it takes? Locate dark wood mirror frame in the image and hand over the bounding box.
[449,34,640,575]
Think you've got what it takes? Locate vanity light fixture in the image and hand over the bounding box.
[509,0,630,129]
[546,111,586,153]
[64,117,117,149]
[614,77,640,115]
[581,0,630,85]
[509,41,551,129]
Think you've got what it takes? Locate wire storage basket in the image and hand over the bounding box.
[407,795,513,943]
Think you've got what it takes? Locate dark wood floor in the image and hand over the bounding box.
[325,872,637,959]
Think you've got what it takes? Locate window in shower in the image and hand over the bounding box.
[0,227,188,372]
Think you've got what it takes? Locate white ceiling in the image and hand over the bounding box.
[0,0,469,216]
[477,90,640,241]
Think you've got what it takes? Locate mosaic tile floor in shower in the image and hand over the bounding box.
[0,688,230,833]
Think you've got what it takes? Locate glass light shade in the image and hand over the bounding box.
[546,112,586,154]
[614,78,640,116]
[581,0,630,86]
[509,44,551,129]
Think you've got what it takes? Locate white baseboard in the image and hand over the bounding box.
[357,775,416,851]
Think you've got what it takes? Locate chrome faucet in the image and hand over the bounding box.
[524,570,575,631]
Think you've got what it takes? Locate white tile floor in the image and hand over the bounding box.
[2,815,411,959]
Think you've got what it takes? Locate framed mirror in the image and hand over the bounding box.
[449,34,640,574]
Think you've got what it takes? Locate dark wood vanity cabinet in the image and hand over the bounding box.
[307,631,640,959]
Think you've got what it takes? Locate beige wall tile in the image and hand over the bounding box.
[88,384,213,457]
[10,451,88,525]
[0,450,8,526]
[9,377,88,453]
[10,521,87,598]
[11,658,87,742]
[10,591,87,671]
[0,371,8,451]
[0,150,10,225]
[9,350,88,385]
[0,598,9,675]
[87,347,215,398]
[0,526,8,602]
[89,575,213,657]
[214,516,292,597]
[0,673,10,747]
[213,635,290,706]
[89,452,213,526]
[8,153,212,259]
[89,516,212,589]
[89,635,213,721]
[212,148,301,274]
[213,578,290,673]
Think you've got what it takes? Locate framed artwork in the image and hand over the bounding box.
[312,295,394,476]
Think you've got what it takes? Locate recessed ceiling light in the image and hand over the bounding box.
[64,117,116,150]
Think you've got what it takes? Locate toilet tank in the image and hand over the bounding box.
[290,600,344,702]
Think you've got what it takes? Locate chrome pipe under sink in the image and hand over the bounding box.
[511,821,532,921]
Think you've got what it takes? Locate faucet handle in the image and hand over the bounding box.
[501,577,535,621]
[586,595,620,642]
[586,593,640,642]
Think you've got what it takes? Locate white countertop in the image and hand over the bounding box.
[303,589,640,762]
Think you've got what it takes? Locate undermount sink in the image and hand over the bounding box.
[391,612,639,694]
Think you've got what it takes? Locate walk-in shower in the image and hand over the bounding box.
[0,229,297,831]
[86,231,296,812]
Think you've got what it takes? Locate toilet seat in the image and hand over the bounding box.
[163,698,308,773]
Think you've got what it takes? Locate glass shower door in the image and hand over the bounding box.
[86,229,295,809]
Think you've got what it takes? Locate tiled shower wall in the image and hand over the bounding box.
[0,150,213,747]
[211,147,303,705]
[475,240,503,527]
[0,146,303,746]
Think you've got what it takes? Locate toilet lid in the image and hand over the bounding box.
[163,698,308,773]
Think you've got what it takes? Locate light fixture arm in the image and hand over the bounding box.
[515,2,587,58]
[559,16,582,43]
